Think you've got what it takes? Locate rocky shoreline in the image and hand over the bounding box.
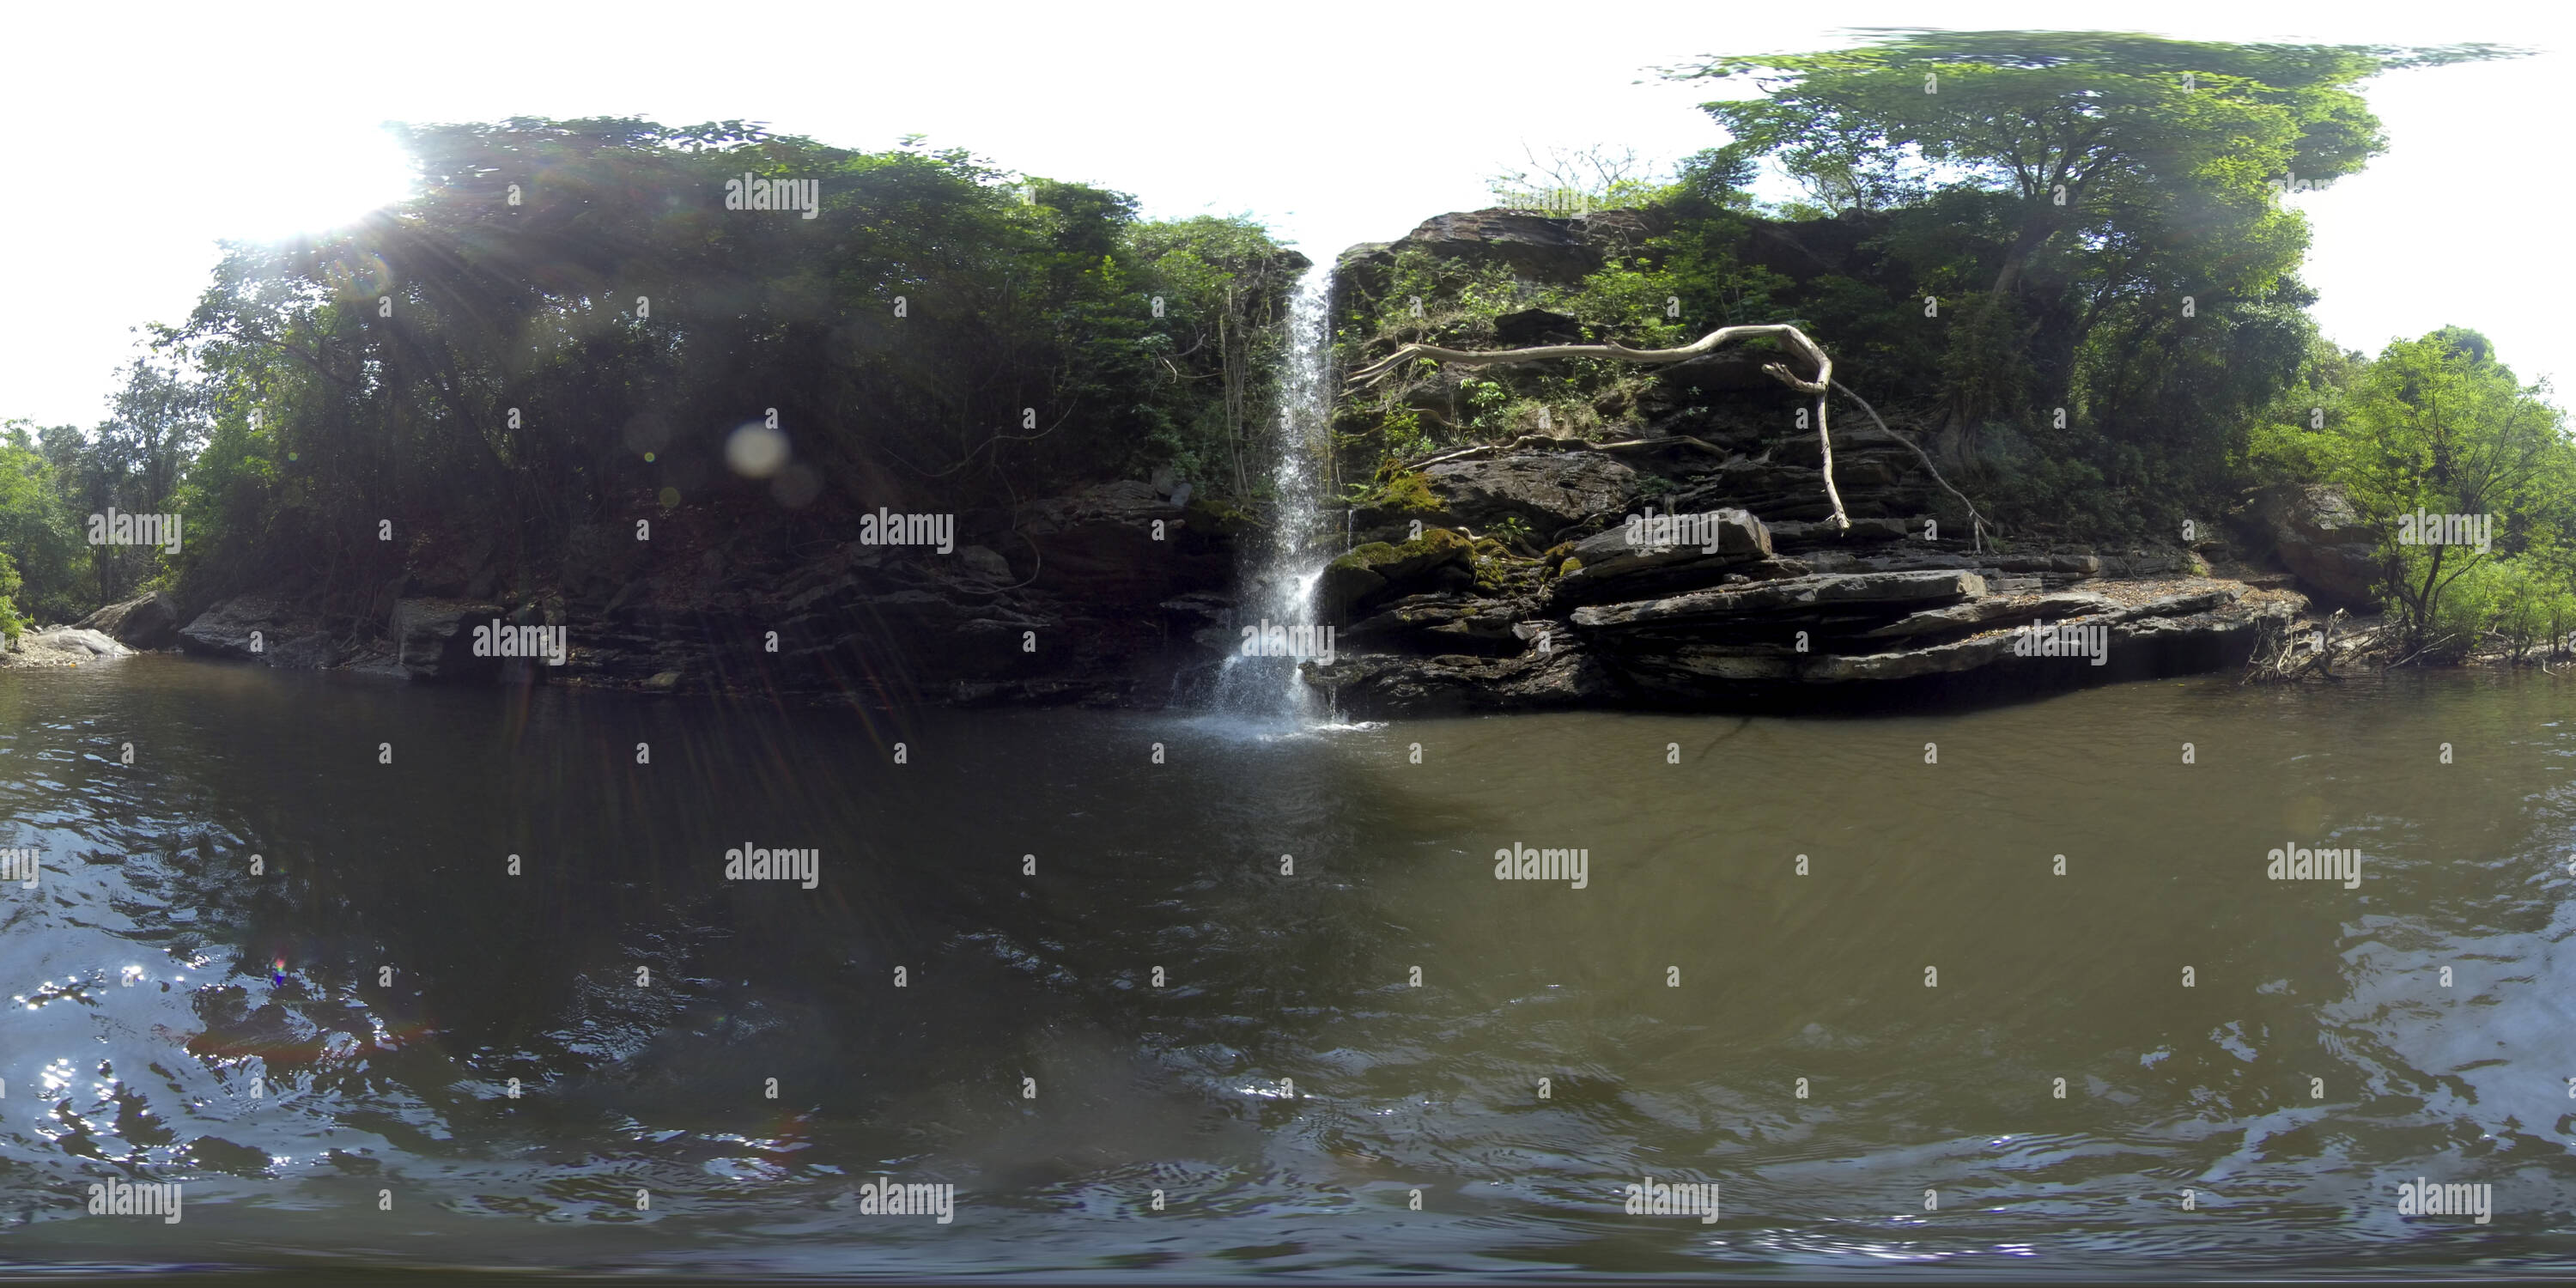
[1295,447,2305,716]
[10,444,2322,716]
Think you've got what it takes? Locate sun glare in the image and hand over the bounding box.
[215,125,418,242]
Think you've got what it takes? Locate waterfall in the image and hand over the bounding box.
[1207,261,1339,725]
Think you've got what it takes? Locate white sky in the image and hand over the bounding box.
[0,2,2565,429]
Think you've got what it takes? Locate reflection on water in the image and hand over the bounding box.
[4,656,2576,1278]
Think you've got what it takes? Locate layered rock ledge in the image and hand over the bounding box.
[1300,449,2305,717]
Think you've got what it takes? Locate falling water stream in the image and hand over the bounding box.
[1209,263,1339,726]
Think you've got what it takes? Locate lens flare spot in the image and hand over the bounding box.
[726,422,790,478]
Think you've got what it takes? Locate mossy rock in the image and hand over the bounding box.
[1319,527,1473,621]
[1355,468,1443,514]
[1182,495,1259,539]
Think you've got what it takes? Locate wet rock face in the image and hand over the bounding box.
[1319,529,1476,623]
[1341,594,1527,657]
[1301,201,2328,715]
[1315,566,2292,717]
[1304,629,1615,716]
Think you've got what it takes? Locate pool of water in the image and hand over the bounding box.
[4,656,2575,1278]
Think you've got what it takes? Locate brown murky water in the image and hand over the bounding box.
[3,655,2574,1278]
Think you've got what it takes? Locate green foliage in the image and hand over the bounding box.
[2327,331,2571,641]
[1643,31,2521,538]
[1683,33,2399,228]
[1459,378,1514,434]
[1368,248,1528,342]
[1121,214,1307,496]
[1553,232,1791,349]
[1375,408,1433,462]
[1971,430,2136,539]
[2415,551,2574,662]
[1487,144,1677,216]
[0,549,21,641]
[156,118,1291,614]
[0,421,89,621]
[2240,334,2366,489]
[2239,327,2576,659]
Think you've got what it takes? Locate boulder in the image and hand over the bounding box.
[1797,632,2022,683]
[174,595,348,668]
[1319,528,1475,623]
[1342,592,1525,656]
[2,627,135,667]
[1422,453,1639,536]
[2263,484,2380,608]
[1567,208,1671,252]
[1014,481,1236,603]
[1371,210,1601,285]
[392,598,508,681]
[1546,509,1772,607]
[76,592,180,649]
[1338,207,1671,304]
[177,596,289,661]
[1302,629,1614,715]
[1486,574,2294,711]
[1800,585,2262,684]
[1766,516,1914,547]
[957,546,1013,583]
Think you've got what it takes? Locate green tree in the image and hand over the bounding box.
[0,549,21,641]
[1672,32,2506,442]
[2336,330,2568,652]
[161,118,1291,622]
[1125,216,1309,496]
[0,422,87,621]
